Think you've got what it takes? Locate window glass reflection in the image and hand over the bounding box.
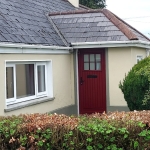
[37,65,46,93]
[6,67,14,99]
[16,64,35,99]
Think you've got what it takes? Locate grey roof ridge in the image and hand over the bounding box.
[104,9,150,42]
[48,9,103,16]
[46,14,69,47]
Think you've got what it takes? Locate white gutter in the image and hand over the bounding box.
[0,42,73,54]
[0,42,72,50]
[71,40,150,49]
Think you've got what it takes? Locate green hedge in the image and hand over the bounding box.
[0,112,150,150]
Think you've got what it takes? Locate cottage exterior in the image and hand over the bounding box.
[0,0,150,116]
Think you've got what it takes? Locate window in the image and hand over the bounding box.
[84,54,101,70]
[6,61,52,105]
[137,55,143,63]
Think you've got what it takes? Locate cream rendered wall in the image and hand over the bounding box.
[108,47,146,106]
[0,53,74,116]
[68,0,79,7]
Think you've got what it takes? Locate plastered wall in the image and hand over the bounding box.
[0,53,75,116]
[108,47,146,106]
[68,0,79,7]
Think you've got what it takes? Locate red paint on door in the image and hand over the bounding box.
[78,49,106,114]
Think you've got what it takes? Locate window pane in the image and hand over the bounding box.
[90,54,94,62]
[90,63,95,70]
[84,54,89,62]
[96,54,101,62]
[6,67,14,99]
[37,65,46,93]
[16,64,35,99]
[96,62,101,70]
[137,56,143,63]
[84,63,89,70]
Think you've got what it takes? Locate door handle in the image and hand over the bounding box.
[80,77,84,85]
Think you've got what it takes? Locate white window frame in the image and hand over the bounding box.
[5,61,53,105]
[36,62,47,97]
[136,55,143,63]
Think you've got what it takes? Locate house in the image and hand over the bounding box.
[0,0,150,116]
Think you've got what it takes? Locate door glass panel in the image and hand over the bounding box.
[90,54,94,62]
[6,67,14,99]
[96,54,101,62]
[84,63,89,70]
[90,63,95,70]
[16,64,35,99]
[37,65,46,92]
[84,54,89,62]
[96,62,101,70]
[83,53,101,71]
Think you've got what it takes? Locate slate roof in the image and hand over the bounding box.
[0,0,76,46]
[0,1,149,47]
[48,9,150,44]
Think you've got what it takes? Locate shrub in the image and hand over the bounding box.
[119,56,150,111]
[0,115,23,149]
[0,112,150,149]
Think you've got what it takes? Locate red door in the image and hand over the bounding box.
[78,49,106,114]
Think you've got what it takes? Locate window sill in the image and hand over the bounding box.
[4,97,55,112]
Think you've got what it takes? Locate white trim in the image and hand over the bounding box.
[5,60,53,105]
[36,62,47,96]
[0,43,73,54]
[0,42,72,50]
[76,49,79,115]
[71,40,150,49]
[5,97,55,112]
[5,64,16,103]
[0,48,70,54]
[6,60,52,63]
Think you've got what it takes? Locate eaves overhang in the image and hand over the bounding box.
[71,40,150,49]
[0,43,73,54]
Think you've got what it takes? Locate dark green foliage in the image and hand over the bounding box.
[0,115,23,149]
[79,0,106,9]
[119,56,150,111]
[71,116,148,150]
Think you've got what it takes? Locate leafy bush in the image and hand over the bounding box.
[0,112,150,149]
[119,56,150,111]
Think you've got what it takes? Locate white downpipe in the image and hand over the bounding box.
[76,49,79,115]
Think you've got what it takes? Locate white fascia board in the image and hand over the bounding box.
[71,40,150,49]
[0,43,73,54]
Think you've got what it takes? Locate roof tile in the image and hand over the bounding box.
[1,2,149,46]
[0,33,7,41]
[0,0,76,46]
[49,9,150,43]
